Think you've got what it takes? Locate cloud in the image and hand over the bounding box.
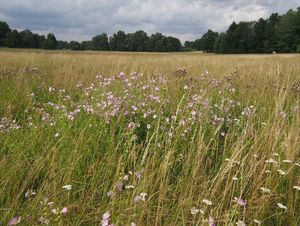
[0,0,299,42]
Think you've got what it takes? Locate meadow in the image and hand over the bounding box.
[0,49,299,225]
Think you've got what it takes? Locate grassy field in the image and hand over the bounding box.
[0,49,300,225]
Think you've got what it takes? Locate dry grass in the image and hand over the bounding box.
[0,49,299,225]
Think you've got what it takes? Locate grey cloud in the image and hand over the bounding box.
[0,0,299,42]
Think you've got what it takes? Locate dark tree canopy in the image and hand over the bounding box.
[0,21,10,45]
[44,33,57,50]
[92,33,109,51]
[109,31,127,51]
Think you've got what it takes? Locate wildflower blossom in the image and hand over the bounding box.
[234,197,246,206]
[134,195,142,202]
[265,158,278,164]
[62,184,72,190]
[123,174,129,181]
[107,190,115,198]
[260,187,271,193]
[61,207,68,214]
[8,216,21,225]
[277,169,286,176]
[134,192,147,202]
[116,181,123,192]
[140,192,147,201]
[125,185,135,189]
[190,207,199,215]
[135,171,142,180]
[293,186,300,191]
[209,216,215,226]
[101,212,111,226]
[254,219,261,224]
[236,220,246,226]
[202,199,212,206]
[277,203,287,210]
[128,122,136,129]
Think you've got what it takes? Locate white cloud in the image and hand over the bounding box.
[0,0,299,42]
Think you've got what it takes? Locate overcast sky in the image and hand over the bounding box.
[0,0,299,42]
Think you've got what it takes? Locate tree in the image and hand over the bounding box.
[57,40,69,49]
[44,33,57,50]
[200,29,218,52]
[80,41,92,50]
[214,33,226,53]
[0,21,10,46]
[164,36,182,52]
[5,30,21,48]
[252,18,267,53]
[19,30,35,48]
[69,41,81,50]
[92,33,109,51]
[148,33,164,51]
[109,31,127,51]
[127,30,149,51]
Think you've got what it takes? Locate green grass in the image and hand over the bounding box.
[0,49,300,225]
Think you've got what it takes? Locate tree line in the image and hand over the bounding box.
[0,7,299,53]
[0,24,182,52]
[185,7,300,53]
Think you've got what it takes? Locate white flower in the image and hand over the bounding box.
[62,184,72,190]
[125,185,135,189]
[236,220,246,226]
[51,208,58,214]
[260,187,271,193]
[254,219,261,225]
[277,203,287,210]
[54,133,59,138]
[232,176,238,181]
[277,169,286,176]
[283,159,293,163]
[140,192,147,201]
[202,199,213,206]
[191,207,199,215]
[265,158,278,164]
[293,186,300,191]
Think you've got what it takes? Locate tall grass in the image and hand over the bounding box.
[0,49,299,225]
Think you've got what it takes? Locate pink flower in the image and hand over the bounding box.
[107,190,115,198]
[234,197,246,206]
[101,212,111,226]
[61,207,68,214]
[116,181,123,192]
[8,216,22,225]
[128,122,135,129]
[123,174,129,181]
[209,216,215,226]
[134,195,142,202]
[135,171,142,180]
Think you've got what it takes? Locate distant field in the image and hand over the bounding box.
[0,49,300,225]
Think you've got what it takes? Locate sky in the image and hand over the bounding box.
[0,0,299,42]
